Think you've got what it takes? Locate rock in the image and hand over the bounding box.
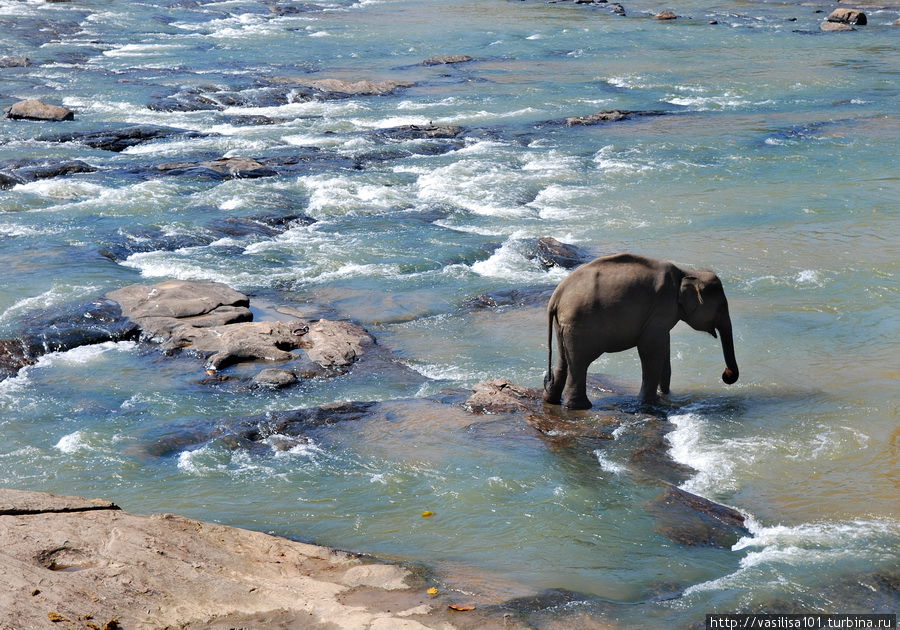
[0,298,139,380]
[0,488,512,629]
[252,368,299,389]
[465,378,545,415]
[649,484,750,548]
[609,3,626,14]
[266,77,415,96]
[820,21,857,30]
[528,236,592,269]
[654,10,678,19]
[564,109,666,126]
[827,7,867,23]
[421,54,474,66]
[0,56,31,68]
[0,489,119,515]
[37,124,210,152]
[156,157,277,179]
[0,158,96,185]
[376,124,464,140]
[0,171,22,189]
[4,99,74,121]
[303,319,376,369]
[106,280,375,374]
[464,285,556,310]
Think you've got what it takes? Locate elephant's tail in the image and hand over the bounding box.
[545,305,557,384]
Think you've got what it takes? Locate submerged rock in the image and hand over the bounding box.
[37,124,210,152]
[464,285,556,310]
[4,99,73,121]
[564,109,666,126]
[266,77,415,96]
[649,484,750,547]
[376,124,464,140]
[156,156,277,179]
[0,158,97,188]
[0,298,139,380]
[421,54,474,66]
[654,9,678,19]
[820,21,857,31]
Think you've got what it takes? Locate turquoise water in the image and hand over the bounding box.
[1,0,898,626]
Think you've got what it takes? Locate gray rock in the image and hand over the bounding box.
[156,157,277,179]
[654,9,678,19]
[252,368,299,389]
[0,158,96,184]
[0,172,22,189]
[0,57,31,68]
[37,124,210,152]
[827,7,867,23]
[265,77,414,96]
[376,124,464,140]
[528,236,592,269]
[5,99,74,121]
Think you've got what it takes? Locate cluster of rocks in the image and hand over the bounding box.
[821,7,868,31]
[0,280,379,387]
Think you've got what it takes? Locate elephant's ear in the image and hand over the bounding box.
[679,276,704,316]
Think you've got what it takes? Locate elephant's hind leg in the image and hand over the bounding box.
[543,328,568,405]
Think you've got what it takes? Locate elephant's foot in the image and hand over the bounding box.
[563,396,593,410]
[542,391,562,405]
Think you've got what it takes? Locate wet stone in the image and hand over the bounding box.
[464,285,556,310]
[649,484,750,548]
[526,236,592,270]
[563,109,667,127]
[156,157,277,179]
[421,55,474,66]
[37,124,211,152]
[0,158,96,186]
[5,99,74,121]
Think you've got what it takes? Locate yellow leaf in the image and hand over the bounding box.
[427,587,439,595]
[421,511,435,518]
[448,603,476,611]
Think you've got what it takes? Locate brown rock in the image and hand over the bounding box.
[421,55,474,66]
[649,484,750,547]
[303,319,375,368]
[820,20,857,30]
[0,489,512,629]
[564,109,665,126]
[0,489,119,516]
[654,9,678,19]
[827,7,867,23]
[5,99,74,121]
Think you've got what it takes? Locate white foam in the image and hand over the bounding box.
[54,431,92,454]
[470,238,570,282]
[13,180,108,201]
[593,449,627,474]
[0,284,99,325]
[177,447,205,474]
[102,43,187,57]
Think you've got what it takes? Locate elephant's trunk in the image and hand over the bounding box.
[717,313,739,385]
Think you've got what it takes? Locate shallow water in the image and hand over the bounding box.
[1,0,898,626]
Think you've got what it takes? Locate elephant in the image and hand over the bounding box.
[543,253,739,409]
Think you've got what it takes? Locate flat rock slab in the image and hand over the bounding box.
[267,77,415,95]
[564,109,666,126]
[37,124,211,152]
[156,156,277,179]
[0,489,516,629]
[0,489,119,515]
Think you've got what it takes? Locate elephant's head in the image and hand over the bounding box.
[678,270,739,385]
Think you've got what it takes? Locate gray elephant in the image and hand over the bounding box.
[543,253,739,409]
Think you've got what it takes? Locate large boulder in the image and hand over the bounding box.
[528,236,592,270]
[654,10,678,19]
[827,7,867,23]
[5,99,73,121]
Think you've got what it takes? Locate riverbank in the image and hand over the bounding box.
[1,487,554,630]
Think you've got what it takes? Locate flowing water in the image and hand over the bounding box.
[1,0,898,626]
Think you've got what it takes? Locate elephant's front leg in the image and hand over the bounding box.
[638,332,670,404]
